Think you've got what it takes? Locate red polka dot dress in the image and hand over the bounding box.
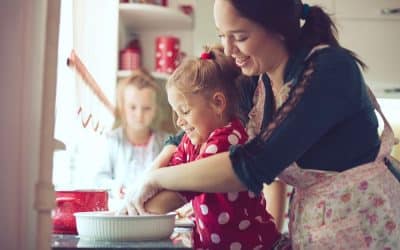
[169,119,281,250]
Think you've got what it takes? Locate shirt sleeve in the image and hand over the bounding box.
[164,130,185,146]
[168,139,188,166]
[199,133,232,158]
[172,125,247,201]
[167,136,199,202]
[92,133,120,197]
[199,123,246,159]
[229,47,366,193]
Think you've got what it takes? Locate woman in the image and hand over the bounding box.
[124,1,400,249]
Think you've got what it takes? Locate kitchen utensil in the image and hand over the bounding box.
[52,189,109,234]
[120,37,142,70]
[155,36,182,74]
[74,211,176,241]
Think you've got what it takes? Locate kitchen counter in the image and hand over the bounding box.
[52,227,192,250]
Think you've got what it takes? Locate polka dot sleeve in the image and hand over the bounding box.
[177,119,248,201]
[167,135,201,201]
[198,120,248,159]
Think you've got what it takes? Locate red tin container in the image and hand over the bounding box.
[52,189,109,234]
[155,36,181,74]
[119,39,142,70]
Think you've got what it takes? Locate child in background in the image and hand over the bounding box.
[143,47,281,250]
[94,69,169,201]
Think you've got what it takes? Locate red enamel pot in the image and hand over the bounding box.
[52,189,109,234]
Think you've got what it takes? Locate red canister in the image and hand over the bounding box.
[155,36,180,74]
[119,38,142,70]
[52,189,109,234]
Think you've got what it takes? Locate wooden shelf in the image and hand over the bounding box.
[119,3,193,31]
[117,70,170,80]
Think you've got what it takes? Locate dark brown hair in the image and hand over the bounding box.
[228,0,366,68]
[166,45,245,120]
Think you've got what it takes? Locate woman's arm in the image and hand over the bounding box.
[151,152,246,193]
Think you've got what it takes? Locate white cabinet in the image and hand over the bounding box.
[335,0,400,19]
[117,2,195,132]
[117,2,194,80]
[334,0,400,98]
[306,0,400,98]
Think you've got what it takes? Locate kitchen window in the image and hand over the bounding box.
[53,0,118,189]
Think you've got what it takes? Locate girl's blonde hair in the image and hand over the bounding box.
[114,68,160,129]
[166,45,243,119]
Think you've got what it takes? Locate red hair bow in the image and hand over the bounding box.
[200,52,212,60]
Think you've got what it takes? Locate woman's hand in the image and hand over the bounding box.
[116,171,161,215]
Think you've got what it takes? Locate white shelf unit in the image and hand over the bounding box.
[117,69,170,80]
[117,2,194,133]
[118,3,194,80]
[119,3,193,31]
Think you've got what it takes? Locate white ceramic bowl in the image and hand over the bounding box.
[74,211,176,241]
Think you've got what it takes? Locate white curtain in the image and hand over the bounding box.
[53,0,118,188]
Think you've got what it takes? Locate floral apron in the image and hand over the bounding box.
[278,87,400,249]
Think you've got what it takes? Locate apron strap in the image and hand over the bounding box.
[366,85,398,160]
[304,44,330,61]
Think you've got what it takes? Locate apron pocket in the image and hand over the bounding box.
[304,215,367,250]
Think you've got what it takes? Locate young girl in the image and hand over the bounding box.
[143,47,281,250]
[93,69,169,200]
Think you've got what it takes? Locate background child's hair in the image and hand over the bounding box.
[166,45,245,120]
[114,68,161,129]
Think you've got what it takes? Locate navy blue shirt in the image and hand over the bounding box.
[230,46,381,193]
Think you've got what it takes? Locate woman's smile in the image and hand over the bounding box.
[234,56,250,68]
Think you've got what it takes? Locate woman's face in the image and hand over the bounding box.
[123,85,157,132]
[167,86,220,146]
[213,0,286,76]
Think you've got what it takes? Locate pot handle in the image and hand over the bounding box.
[56,197,76,205]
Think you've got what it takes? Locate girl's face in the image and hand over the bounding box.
[213,0,286,76]
[167,86,222,146]
[123,85,157,132]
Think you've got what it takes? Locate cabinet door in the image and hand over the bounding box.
[337,19,400,86]
[335,0,400,19]
[335,0,400,87]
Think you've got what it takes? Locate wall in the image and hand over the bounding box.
[0,0,58,250]
[193,0,219,56]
